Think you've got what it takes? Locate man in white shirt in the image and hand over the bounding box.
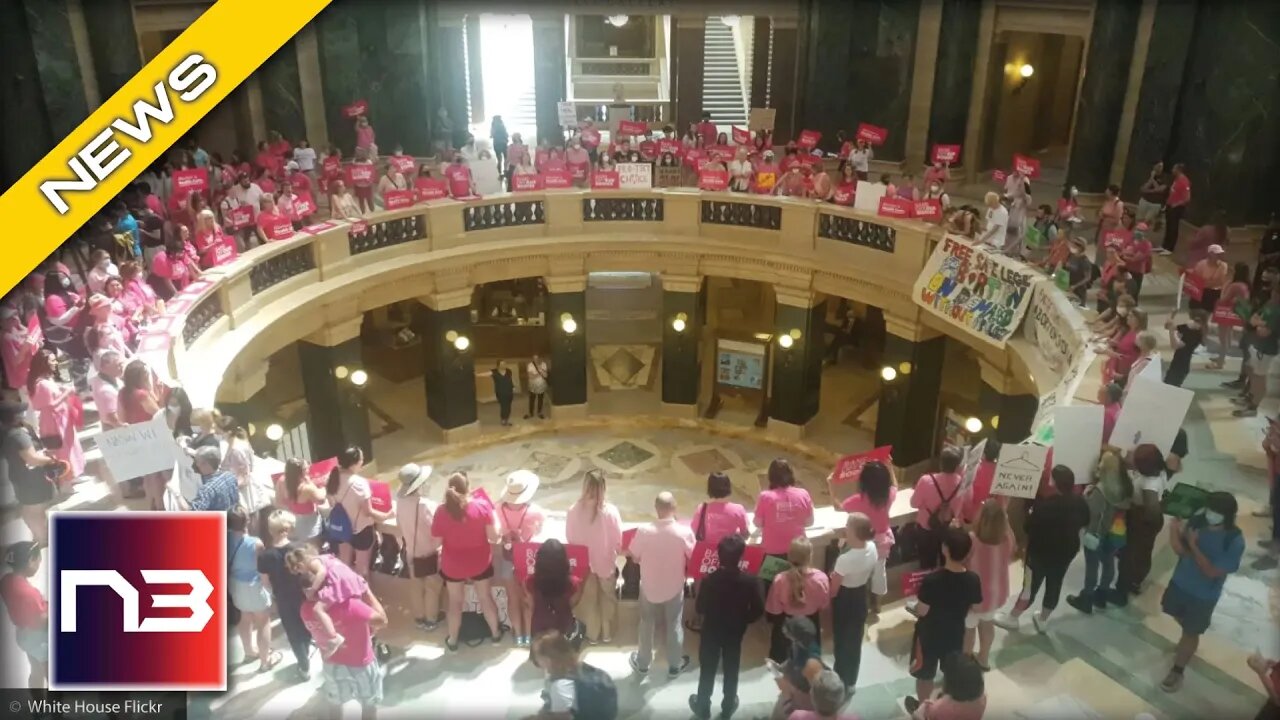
[979,192,1009,250]
[525,355,549,420]
[629,491,695,679]
[89,350,124,430]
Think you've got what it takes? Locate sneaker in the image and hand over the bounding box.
[1031,614,1048,634]
[1093,592,1108,610]
[414,618,440,632]
[292,665,310,683]
[1160,669,1184,692]
[687,695,711,720]
[1065,594,1093,615]
[1233,407,1259,417]
[668,655,691,678]
[628,652,648,675]
[993,613,1021,631]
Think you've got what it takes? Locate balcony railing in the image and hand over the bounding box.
[462,200,545,231]
[250,244,316,295]
[818,212,897,253]
[701,200,782,230]
[182,292,224,346]
[582,197,664,222]
[349,214,428,255]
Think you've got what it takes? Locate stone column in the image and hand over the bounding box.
[661,275,702,417]
[23,0,92,142]
[903,0,944,170]
[259,39,307,143]
[545,276,588,419]
[874,313,945,467]
[769,17,801,141]
[1108,0,1157,189]
[81,0,140,100]
[532,13,568,145]
[0,0,54,188]
[1065,0,1142,194]
[962,0,996,184]
[977,356,1037,444]
[297,318,373,463]
[416,292,479,443]
[317,2,362,152]
[925,0,982,168]
[295,24,330,148]
[670,15,706,133]
[769,287,824,440]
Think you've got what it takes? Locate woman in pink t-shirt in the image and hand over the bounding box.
[906,653,988,720]
[324,446,390,578]
[431,472,503,651]
[149,229,201,300]
[910,446,965,569]
[964,500,1013,670]
[42,269,86,358]
[692,472,750,546]
[2,306,41,395]
[355,116,377,157]
[28,350,85,483]
[496,470,545,648]
[960,441,1005,523]
[836,460,898,614]
[119,262,163,322]
[754,459,815,557]
[84,296,130,369]
[765,537,830,663]
[564,469,622,644]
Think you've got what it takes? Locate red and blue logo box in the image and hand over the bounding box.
[49,511,227,691]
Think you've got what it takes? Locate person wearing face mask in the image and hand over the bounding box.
[922,180,949,209]
[149,227,201,299]
[86,250,118,295]
[445,154,475,199]
[1159,492,1244,692]
[1057,237,1093,304]
[566,139,591,186]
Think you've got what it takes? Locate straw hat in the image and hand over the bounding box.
[397,463,433,497]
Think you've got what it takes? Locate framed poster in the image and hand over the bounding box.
[715,339,766,390]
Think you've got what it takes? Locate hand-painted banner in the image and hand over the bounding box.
[913,234,1037,347]
[1023,278,1089,373]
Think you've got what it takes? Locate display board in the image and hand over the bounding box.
[716,338,766,389]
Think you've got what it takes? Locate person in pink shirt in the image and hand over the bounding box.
[193,208,239,269]
[42,269,85,358]
[906,653,988,720]
[910,446,965,569]
[254,140,281,176]
[565,139,591,185]
[394,463,443,632]
[565,469,622,644]
[755,458,816,558]
[119,262,163,322]
[496,470,545,648]
[836,460,898,617]
[348,150,377,213]
[1,305,41,400]
[1160,162,1191,254]
[1100,384,1122,444]
[766,537,831,663]
[306,591,388,719]
[255,195,294,243]
[84,296,130,369]
[963,500,1014,670]
[696,113,718,148]
[431,472,504,650]
[149,229,201,300]
[444,154,475,199]
[27,350,85,484]
[692,472,751,546]
[628,491,695,678]
[923,160,950,189]
[86,249,117,295]
[1100,308,1147,385]
[1121,224,1154,299]
[354,115,377,157]
[960,441,1003,524]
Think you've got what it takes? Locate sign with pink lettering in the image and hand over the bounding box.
[384,189,414,210]
[932,144,961,164]
[856,123,888,145]
[590,171,620,190]
[877,196,914,219]
[512,542,591,582]
[172,168,209,194]
[687,541,765,579]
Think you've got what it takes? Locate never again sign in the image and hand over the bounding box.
[97,411,181,481]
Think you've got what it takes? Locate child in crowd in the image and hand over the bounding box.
[828,513,879,690]
[787,670,856,720]
[0,541,48,688]
[907,529,982,704]
[286,544,369,657]
[906,653,988,720]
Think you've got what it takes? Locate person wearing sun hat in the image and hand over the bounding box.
[396,463,444,632]
[1,540,49,687]
[496,469,545,648]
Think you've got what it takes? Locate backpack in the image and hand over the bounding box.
[457,611,493,647]
[573,663,618,720]
[325,487,356,544]
[926,475,958,532]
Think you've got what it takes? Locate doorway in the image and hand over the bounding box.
[473,14,537,147]
[979,31,1084,184]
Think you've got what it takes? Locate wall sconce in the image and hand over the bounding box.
[606,14,629,28]
[247,422,257,437]
[880,366,897,382]
[350,369,369,387]
[671,312,688,333]
[265,423,285,442]
[560,312,578,335]
[445,330,471,352]
[334,365,350,380]
[1014,63,1034,94]
[990,415,1000,430]
[964,416,984,433]
[777,329,801,349]
[898,361,913,376]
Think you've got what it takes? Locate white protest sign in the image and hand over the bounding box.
[1136,354,1162,383]
[617,162,652,190]
[961,438,988,492]
[991,443,1050,499]
[469,158,502,195]
[98,411,180,481]
[557,101,577,127]
[1052,405,1104,484]
[1109,376,1193,454]
[853,180,886,213]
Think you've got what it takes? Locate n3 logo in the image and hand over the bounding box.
[59,569,214,633]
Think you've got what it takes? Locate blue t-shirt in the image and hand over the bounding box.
[116,213,141,257]
[1170,526,1244,601]
[228,533,260,584]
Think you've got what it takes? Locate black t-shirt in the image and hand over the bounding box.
[257,544,306,609]
[1140,173,1167,204]
[1168,324,1203,377]
[1025,494,1091,567]
[1,425,53,506]
[917,568,982,652]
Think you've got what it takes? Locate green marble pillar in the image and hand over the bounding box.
[661,289,700,408]
[298,338,374,463]
[874,334,944,466]
[23,0,91,143]
[0,0,54,191]
[1066,0,1141,194]
[417,304,477,431]
[925,0,981,164]
[978,382,1037,445]
[671,16,705,133]
[532,14,567,145]
[260,40,308,145]
[81,0,141,101]
[770,302,823,428]
[317,2,362,153]
[547,291,587,408]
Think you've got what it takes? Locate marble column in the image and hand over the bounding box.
[768,18,801,142]
[416,296,479,442]
[748,17,771,109]
[1108,0,1157,188]
[259,40,308,144]
[976,358,1036,444]
[295,25,330,149]
[298,321,373,464]
[23,0,91,143]
[661,276,702,415]
[80,0,141,101]
[546,284,588,417]
[925,0,981,167]
[369,0,433,156]
[904,0,943,169]
[317,1,362,152]
[769,289,824,438]
[0,0,54,191]
[874,317,944,467]
[431,11,469,148]
[1119,0,1196,199]
[532,13,567,145]
[1065,0,1142,194]
[671,15,706,133]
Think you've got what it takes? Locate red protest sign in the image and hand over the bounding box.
[513,542,591,582]
[1012,154,1041,178]
[415,177,448,200]
[686,541,765,579]
[384,189,415,210]
[658,139,681,156]
[914,199,944,222]
[1212,303,1243,327]
[732,126,751,145]
[350,220,369,235]
[271,457,338,487]
[389,155,415,174]
[347,164,375,185]
[932,144,961,164]
[1180,270,1205,302]
[543,170,573,189]
[591,170,620,190]
[618,119,647,135]
[513,173,543,192]
[293,193,317,220]
[992,169,1007,183]
[902,569,933,597]
[698,170,730,191]
[622,528,637,552]
[877,196,914,219]
[1102,229,1132,251]
[343,99,368,118]
[798,129,822,149]
[856,123,888,145]
[831,446,894,485]
[322,155,341,177]
[369,480,393,513]
[229,205,254,229]
[267,219,295,241]
[172,168,209,194]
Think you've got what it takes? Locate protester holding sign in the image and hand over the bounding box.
[848,139,873,181]
[348,151,377,213]
[689,535,764,720]
[566,469,622,645]
[835,459,897,614]
[628,491,695,678]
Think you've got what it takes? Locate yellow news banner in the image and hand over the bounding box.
[0,0,332,297]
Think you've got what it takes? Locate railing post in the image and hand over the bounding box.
[543,191,584,235]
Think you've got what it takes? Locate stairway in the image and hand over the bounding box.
[508,87,539,142]
[701,17,749,129]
